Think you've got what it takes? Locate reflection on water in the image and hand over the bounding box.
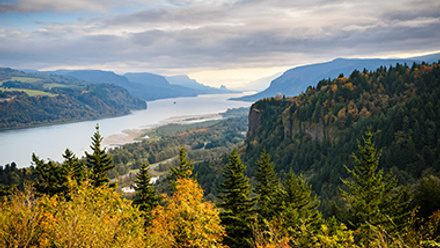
[0,93,252,167]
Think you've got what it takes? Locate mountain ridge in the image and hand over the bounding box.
[166,75,235,94]
[35,70,235,101]
[234,53,440,101]
[0,68,146,130]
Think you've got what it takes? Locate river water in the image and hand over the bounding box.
[0,93,253,168]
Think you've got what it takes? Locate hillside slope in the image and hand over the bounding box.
[0,68,146,130]
[166,75,235,94]
[124,72,200,100]
[235,53,440,101]
[243,62,440,213]
[39,70,236,101]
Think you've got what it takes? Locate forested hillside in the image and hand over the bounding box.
[1,62,440,247]
[36,69,234,101]
[244,62,440,214]
[108,108,248,182]
[0,68,146,130]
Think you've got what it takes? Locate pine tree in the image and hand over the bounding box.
[341,129,411,240]
[254,150,281,220]
[33,149,83,198]
[280,168,321,242]
[32,153,69,197]
[133,163,161,226]
[62,149,84,183]
[85,124,114,187]
[218,148,256,248]
[168,146,194,189]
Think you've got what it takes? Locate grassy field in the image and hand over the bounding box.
[0,87,57,97]
[144,120,221,138]
[43,83,73,90]
[0,76,76,91]
[0,77,42,84]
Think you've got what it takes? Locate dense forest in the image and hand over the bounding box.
[1,62,440,247]
[243,62,440,215]
[0,68,146,130]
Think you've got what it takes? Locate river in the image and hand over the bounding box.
[0,93,253,168]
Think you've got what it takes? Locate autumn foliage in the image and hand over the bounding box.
[146,177,227,247]
[0,180,146,247]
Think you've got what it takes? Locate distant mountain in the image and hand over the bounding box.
[166,75,235,94]
[124,72,201,100]
[0,68,146,130]
[410,52,440,63]
[38,70,235,101]
[39,69,134,90]
[234,53,440,101]
[53,70,131,86]
[124,72,170,87]
[233,72,283,92]
[39,70,196,101]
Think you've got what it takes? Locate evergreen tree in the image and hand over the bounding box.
[32,154,69,197]
[341,129,411,240]
[280,168,321,243]
[85,124,114,187]
[62,149,84,183]
[33,149,83,198]
[218,148,256,248]
[254,150,281,220]
[414,175,440,220]
[168,146,194,189]
[133,163,161,226]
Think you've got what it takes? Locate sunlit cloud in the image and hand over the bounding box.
[0,0,439,87]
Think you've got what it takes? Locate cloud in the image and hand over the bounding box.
[0,0,166,14]
[0,0,439,86]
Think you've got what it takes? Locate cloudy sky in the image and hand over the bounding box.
[0,0,439,88]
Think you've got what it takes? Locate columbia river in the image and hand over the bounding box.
[0,93,253,167]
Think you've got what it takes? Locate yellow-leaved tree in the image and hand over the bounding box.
[146,177,227,248]
[0,186,44,247]
[0,179,146,248]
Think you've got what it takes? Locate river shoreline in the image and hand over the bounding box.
[103,113,223,148]
[1,92,252,167]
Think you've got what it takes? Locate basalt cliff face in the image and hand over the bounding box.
[247,107,261,139]
[243,62,440,204]
[282,115,325,141]
[247,99,328,143]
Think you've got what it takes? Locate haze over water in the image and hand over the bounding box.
[0,93,252,168]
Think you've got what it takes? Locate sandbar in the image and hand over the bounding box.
[103,113,222,148]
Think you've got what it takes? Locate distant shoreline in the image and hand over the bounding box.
[0,111,132,133]
[103,113,223,148]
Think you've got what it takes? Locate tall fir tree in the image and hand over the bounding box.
[33,149,84,198]
[62,149,84,183]
[133,163,161,226]
[168,146,194,190]
[32,154,70,197]
[85,124,114,187]
[280,168,321,243]
[218,148,256,248]
[341,129,411,241]
[254,150,281,220]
